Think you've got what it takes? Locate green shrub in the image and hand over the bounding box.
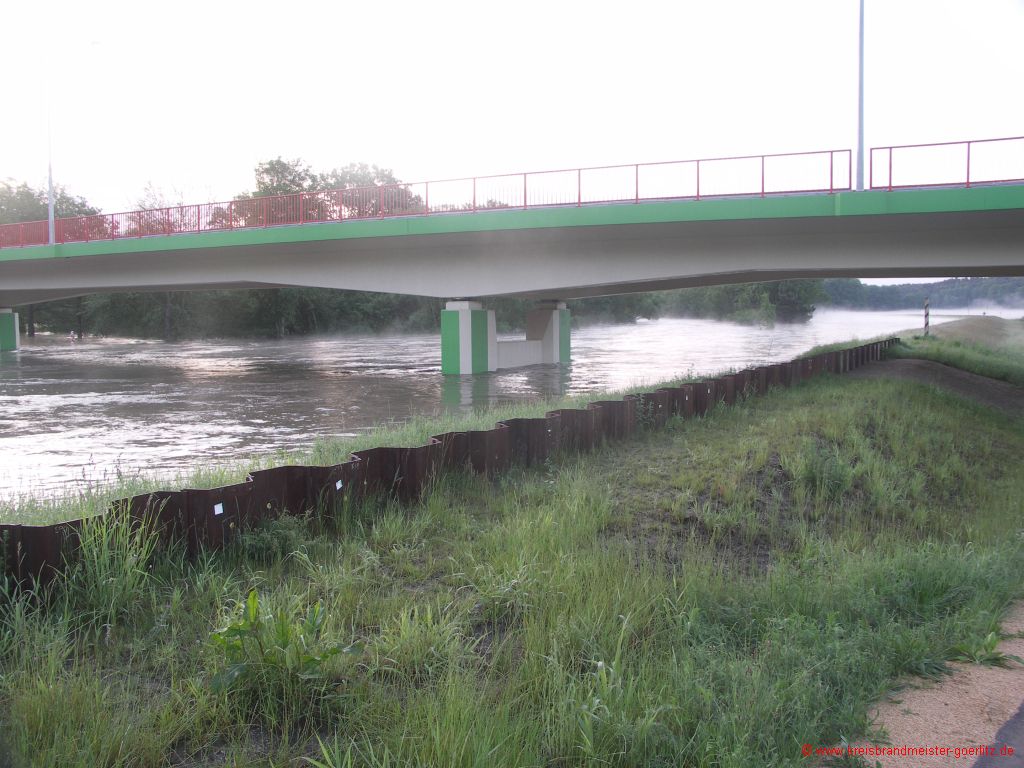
[208,589,359,727]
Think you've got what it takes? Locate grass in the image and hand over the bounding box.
[1,354,1022,766]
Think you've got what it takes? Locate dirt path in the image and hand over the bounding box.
[844,604,1024,767]
[846,358,1024,418]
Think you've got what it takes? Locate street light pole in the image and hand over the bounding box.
[47,112,55,245]
[856,0,865,191]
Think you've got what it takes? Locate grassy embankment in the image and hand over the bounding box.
[804,315,1024,388]
[2,329,1023,766]
[890,316,1024,387]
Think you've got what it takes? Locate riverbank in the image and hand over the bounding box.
[3,308,990,499]
[2,323,1022,766]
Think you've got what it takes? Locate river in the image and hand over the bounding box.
[0,308,1017,500]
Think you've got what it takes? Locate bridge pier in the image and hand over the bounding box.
[441,301,497,375]
[0,309,19,352]
[441,300,570,375]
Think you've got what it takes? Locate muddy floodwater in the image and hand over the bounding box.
[0,308,1016,499]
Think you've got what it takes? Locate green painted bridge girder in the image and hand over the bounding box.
[3,184,1023,309]
[3,184,1024,266]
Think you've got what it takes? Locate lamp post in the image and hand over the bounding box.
[47,112,55,244]
[856,0,865,191]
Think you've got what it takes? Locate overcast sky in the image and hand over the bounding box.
[3,0,1022,285]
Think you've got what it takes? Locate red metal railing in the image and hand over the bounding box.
[870,135,1024,191]
[0,143,915,250]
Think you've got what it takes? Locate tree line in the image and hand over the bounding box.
[821,277,1024,310]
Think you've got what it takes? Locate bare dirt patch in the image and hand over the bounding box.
[846,358,1024,418]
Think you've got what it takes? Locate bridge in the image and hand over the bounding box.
[1,135,1023,372]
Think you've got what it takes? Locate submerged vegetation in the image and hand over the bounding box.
[1,333,1022,766]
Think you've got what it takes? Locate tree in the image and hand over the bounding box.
[0,180,99,224]
[232,158,420,223]
[767,280,823,321]
[1,181,103,337]
[661,280,824,324]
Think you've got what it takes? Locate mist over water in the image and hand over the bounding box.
[1,308,1018,500]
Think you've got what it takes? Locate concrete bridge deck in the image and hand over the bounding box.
[2,185,1023,308]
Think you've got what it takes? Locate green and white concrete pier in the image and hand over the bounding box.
[0,310,19,352]
[441,301,571,375]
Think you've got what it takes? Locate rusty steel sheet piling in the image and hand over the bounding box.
[112,490,187,546]
[498,417,559,467]
[623,395,640,437]
[0,525,20,582]
[751,367,768,394]
[709,378,728,407]
[588,400,633,441]
[544,413,562,456]
[465,426,511,477]
[656,386,688,418]
[586,402,609,441]
[352,444,441,504]
[784,361,798,386]
[248,465,315,519]
[398,442,443,502]
[545,408,597,453]
[736,370,753,397]
[638,390,671,428]
[349,447,410,499]
[720,376,736,406]
[305,464,351,521]
[693,381,716,416]
[680,384,696,417]
[734,372,748,398]
[429,431,468,471]
[182,482,256,552]
[15,520,82,586]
